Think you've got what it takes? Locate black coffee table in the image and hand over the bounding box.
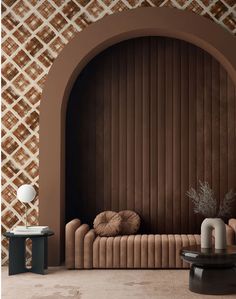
[4,231,54,275]
[180,245,236,295]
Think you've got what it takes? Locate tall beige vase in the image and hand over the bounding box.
[201,218,226,250]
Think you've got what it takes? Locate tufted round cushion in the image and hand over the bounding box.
[118,210,140,235]
[93,211,122,237]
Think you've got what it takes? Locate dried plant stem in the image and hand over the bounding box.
[186,181,236,218]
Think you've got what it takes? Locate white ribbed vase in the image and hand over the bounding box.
[201,218,226,250]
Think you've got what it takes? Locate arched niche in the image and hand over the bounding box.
[39,7,236,265]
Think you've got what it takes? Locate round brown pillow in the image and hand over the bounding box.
[118,210,140,235]
[93,211,122,237]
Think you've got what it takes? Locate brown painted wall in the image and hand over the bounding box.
[66,36,236,234]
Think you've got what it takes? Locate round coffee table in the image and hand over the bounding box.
[4,230,54,275]
[180,245,236,295]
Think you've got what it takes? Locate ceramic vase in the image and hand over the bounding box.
[201,218,226,250]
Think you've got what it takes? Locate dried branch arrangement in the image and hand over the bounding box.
[186,181,236,218]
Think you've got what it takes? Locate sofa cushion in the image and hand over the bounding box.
[92,234,201,268]
[118,210,140,235]
[93,211,121,237]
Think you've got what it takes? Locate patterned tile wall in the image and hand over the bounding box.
[2,0,236,265]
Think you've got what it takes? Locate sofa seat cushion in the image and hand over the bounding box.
[92,234,200,269]
[93,211,122,237]
[118,210,140,235]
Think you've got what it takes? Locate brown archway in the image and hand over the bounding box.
[39,7,236,266]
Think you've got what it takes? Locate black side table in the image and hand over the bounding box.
[3,231,54,275]
[180,245,236,295]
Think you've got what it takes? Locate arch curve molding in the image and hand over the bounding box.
[39,7,236,265]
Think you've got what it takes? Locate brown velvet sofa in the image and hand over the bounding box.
[65,218,236,269]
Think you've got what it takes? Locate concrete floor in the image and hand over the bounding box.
[2,266,236,299]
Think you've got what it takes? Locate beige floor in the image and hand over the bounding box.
[2,266,236,299]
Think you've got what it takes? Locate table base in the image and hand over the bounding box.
[189,265,236,295]
[9,236,48,275]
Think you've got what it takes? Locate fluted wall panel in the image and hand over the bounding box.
[66,36,236,234]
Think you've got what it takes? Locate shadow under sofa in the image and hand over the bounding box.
[65,218,236,269]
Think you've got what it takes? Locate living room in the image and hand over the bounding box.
[1,0,236,298]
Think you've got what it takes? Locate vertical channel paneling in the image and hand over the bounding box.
[66,36,236,233]
[134,39,143,218]
[103,51,112,210]
[180,42,189,233]
[95,60,104,213]
[111,47,119,211]
[142,38,150,231]
[87,68,96,223]
[188,45,197,232]
[173,40,181,233]
[150,38,158,232]
[219,66,228,201]
[119,44,127,211]
[165,38,173,233]
[126,41,135,211]
[204,52,212,186]
[227,75,236,190]
[196,49,205,227]
[157,38,166,232]
[211,58,220,201]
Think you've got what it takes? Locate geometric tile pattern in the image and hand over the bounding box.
[2,0,236,265]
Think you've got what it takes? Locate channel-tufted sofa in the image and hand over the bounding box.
[65,218,236,269]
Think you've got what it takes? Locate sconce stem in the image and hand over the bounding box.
[25,203,28,228]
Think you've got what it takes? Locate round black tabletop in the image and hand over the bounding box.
[180,245,236,266]
[3,230,54,238]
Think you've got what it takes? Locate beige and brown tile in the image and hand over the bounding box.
[2,86,19,105]
[62,0,80,19]
[25,13,44,31]
[2,13,19,31]
[13,50,31,68]
[2,62,19,81]
[13,25,31,43]
[2,37,18,56]
[38,0,56,18]
[2,136,18,156]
